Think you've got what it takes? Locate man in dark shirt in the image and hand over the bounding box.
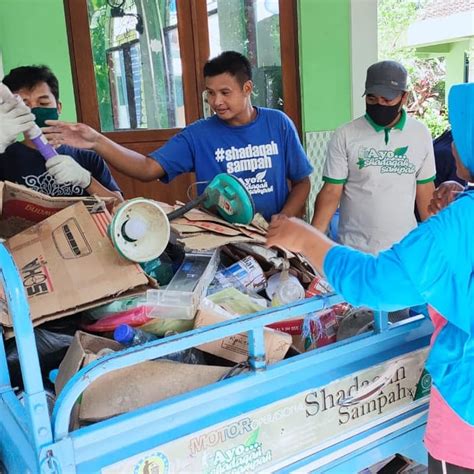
[429,128,471,214]
[433,128,466,187]
[1,65,122,200]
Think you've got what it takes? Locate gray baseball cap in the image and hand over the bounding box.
[364,60,408,100]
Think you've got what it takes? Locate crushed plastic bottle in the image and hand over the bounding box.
[113,324,205,364]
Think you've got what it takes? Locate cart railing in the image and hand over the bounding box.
[0,241,430,470]
[0,243,54,452]
[53,292,348,438]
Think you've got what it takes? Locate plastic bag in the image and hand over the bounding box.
[84,295,145,321]
[5,322,76,390]
[81,305,152,333]
[139,318,194,336]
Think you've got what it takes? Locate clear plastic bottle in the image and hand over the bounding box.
[113,324,157,346]
[269,265,305,307]
[113,325,205,364]
[162,331,205,364]
[271,279,305,306]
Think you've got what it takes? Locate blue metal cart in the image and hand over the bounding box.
[0,242,433,473]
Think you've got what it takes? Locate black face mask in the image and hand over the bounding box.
[366,99,402,127]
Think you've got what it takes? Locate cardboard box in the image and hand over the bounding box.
[0,202,149,331]
[56,331,230,423]
[194,300,292,364]
[0,180,117,238]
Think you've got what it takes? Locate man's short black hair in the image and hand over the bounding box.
[203,51,252,87]
[2,65,59,101]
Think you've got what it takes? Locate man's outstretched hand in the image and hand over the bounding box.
[266,214,309,254]
[428,181,465,215]
[266,214,337,275]
[43,120,100,150]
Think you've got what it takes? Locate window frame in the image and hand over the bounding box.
[64,0,301,137]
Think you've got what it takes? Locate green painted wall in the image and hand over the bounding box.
[298,0,352,133]
[0,0,77,121]
[445,40,469,100]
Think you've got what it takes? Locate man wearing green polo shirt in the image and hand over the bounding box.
[311,60,435,254]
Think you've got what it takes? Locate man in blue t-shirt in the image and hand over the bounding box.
[43,52,313,220]
[0,65,122,200]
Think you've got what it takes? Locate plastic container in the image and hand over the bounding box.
[146,250,219,319]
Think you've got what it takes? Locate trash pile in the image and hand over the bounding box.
[0,181,357,428]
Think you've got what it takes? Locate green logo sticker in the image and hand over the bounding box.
[414,369,432,400]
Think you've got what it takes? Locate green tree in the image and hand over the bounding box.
[378,0,449,137]
[89,0,113,131]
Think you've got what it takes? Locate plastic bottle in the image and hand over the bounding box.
[271,278,305,306]
[113,325,205,364]
[269,266,305,307]
[0,83,58,160]
[113,324,158,346]
[162,331,205,364]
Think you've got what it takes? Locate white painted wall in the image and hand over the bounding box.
[350,0,378,119]
[407,11,474,48]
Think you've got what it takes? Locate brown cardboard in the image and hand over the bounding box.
[176,220,243,236]
[80,361,230,422]
[56,331,230,423]
[167,203,268,248]
[179,233,252,251]
[0,180,117,238]
[55,331,123,394]
[194,301,292,364]
[0,202,149,328]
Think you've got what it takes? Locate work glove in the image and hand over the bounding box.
[0,99,36,153]
[45,154,92,189]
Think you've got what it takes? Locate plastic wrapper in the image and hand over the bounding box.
[210,256,267,295]
[84,295,146,321]
[139,318,194,336]
[140,254,174,286]
[81,305,152,333]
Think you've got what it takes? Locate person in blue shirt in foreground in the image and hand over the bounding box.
[44,51,313,221]
[266,83,474,472]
